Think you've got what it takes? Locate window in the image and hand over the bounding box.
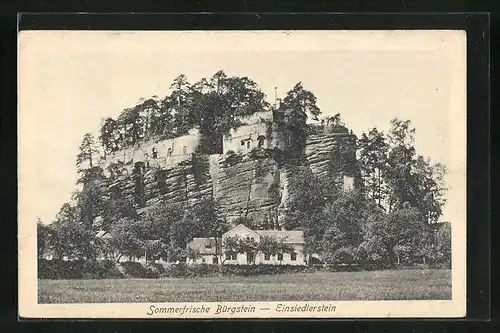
[264,253,270,261]
[257,135,265,148]
[241,140,245,146]
[247,253,254,263]
[291,252,297,261]
[183,146,187,155]
[212,256,218,264]
[205,241,211,249]
[152,147,158,159]
[246,141,251,149]
[167,148,172,157]
[202,258,206,263]
[278,253,283,261]
[227,253,236,260]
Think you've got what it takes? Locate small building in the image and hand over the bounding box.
[186,237,221,264]
[102,128,201,176]
[222,111,272,155]
[186,224,307,266]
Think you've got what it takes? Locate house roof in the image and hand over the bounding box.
[256,230,305,244]
[223,224,305,244]
[187,237,221,255]
[223,224,261,238]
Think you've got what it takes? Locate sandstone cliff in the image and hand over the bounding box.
[306,131,357,180]
[216,154,280,228]
[100,123,357,227]
[107,158,213,215]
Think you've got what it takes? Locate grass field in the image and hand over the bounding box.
[38,269,451,304]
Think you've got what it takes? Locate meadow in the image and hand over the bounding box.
[38,269,451,304]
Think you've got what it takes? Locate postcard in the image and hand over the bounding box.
[18,29,466,318]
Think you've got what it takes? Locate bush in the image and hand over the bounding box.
[39,259,448,280]
[188,263,219,277]
[146,262,166,275]
[162,263,219,278]
[221,264,309,277]
[163,262,187,277]
[249,147,271,160]
[120,261,158,278]
[222,151,243,167]
[82,260,123,279]
[38,259,124,279]
[159,264,310,278]
[430,261,451,269]
[195,263,217,277]
[38,258,85,279]
[39,259,167,280]
[325,264,362,272]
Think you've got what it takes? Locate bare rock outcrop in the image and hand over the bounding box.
[102,123,358,227]
[306,131,357,180]
[216,154,280,228]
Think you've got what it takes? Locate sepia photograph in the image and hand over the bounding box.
[18,30,466,318]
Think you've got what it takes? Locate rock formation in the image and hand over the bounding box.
[99,112,357,228]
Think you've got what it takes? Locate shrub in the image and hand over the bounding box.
[146,262,166,275]
[120,261,158,278]
[38,259,126,280]
[160,264,309,278]
[163,262,188,278]
[249,147,270,160]
[38,258,53,279]
[303,266,320,274]
[221,264,309,277]
[325,264,361,272]
[189,263,219,277]
[38,259,85,279]
[431,261,451,269]
[82,260,123,279]
[222,151,243,167]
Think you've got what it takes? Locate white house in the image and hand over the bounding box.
[186,237,221,265]
[222,111,272,155]
[102,128,201,177]
[186,224,307,266]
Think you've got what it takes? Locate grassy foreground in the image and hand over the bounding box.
[38,269,451,304]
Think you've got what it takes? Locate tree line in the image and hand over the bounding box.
[282,118,450,268]
[98,70,268,156]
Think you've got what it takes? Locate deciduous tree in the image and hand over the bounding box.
[357,128,390,207]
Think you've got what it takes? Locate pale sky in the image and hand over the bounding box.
[18,30,466,225]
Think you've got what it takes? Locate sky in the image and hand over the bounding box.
[18,30,466,225]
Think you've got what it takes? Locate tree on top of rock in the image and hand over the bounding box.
[191,70,269,153]
[168,74,194,135]
[76,133,100,171]
[277,82,321,126]
[275,82,322,165]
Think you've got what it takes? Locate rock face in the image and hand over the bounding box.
[216,154,280,228]
[305,131,357,180]
[144,163,213,209]
[101,119,357,227]
[107,158,213,214]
